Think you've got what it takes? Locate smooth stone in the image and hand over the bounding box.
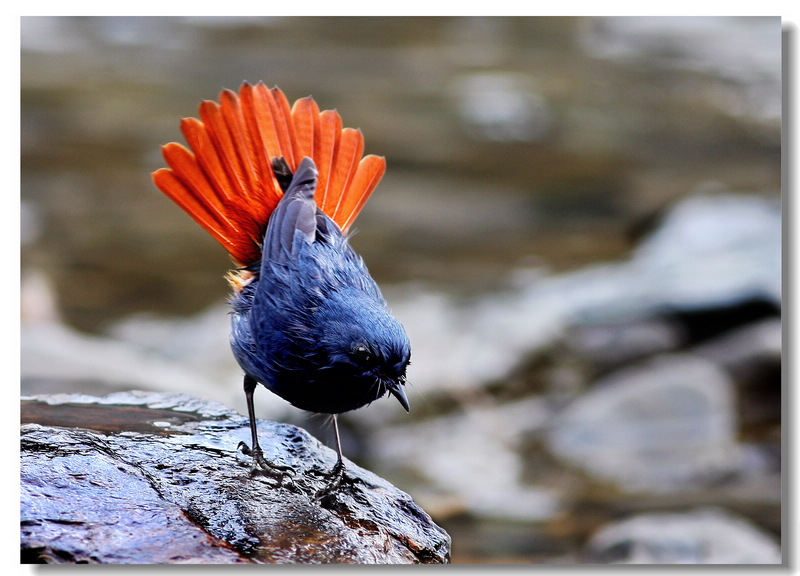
[20,391,450,564]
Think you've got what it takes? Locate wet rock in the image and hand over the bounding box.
[546,354,741,492]
[583,508,781,564]
[21,428,250,564]
[20,391,450,564]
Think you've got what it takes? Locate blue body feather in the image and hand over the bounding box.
[229,158,411,415]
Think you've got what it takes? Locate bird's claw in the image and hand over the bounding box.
[314,460,345,503]
[238,441,296,481]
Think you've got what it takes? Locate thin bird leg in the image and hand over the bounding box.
[332,414,345,474]
[315,414,346,500]
[238,374,294,478]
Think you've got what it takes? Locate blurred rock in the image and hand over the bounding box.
[694,318,781,440]
[565,317,685,373]
[21,391,450,564]
[546,354,740,492]
[583,508,781,564]
[630,192,781,311]
[694,317,781,371]
[372,397,559,523]
[553,192,781,326]
[21,320,239,409]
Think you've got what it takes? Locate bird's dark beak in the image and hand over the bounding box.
[387,381,410,412]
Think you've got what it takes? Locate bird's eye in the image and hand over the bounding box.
[352,343,372,365]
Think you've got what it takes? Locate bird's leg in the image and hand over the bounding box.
[314,414,346,501]
[330,413,345,478]
[238,374,294,479]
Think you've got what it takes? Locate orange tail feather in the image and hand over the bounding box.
[152,82,386,267]
[291,96,321,167]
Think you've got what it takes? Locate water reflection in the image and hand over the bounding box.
[21,16,781,564]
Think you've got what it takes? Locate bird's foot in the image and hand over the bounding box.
[238,441,295,484]
[314,460,345,504]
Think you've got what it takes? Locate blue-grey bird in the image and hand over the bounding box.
[152,82,411,491]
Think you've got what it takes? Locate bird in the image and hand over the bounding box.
[151,82,411,493]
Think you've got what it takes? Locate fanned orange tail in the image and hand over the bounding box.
[152,82,386,268]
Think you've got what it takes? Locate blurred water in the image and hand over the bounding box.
[20,17,782,564]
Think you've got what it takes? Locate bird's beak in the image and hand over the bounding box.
[387,380,410,412]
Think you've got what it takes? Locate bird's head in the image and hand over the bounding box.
[312,288,411,412]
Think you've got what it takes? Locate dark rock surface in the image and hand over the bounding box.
[20,391,451,564]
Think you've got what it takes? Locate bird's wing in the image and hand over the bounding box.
[262,157,319,260]
[152,82,386,267]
